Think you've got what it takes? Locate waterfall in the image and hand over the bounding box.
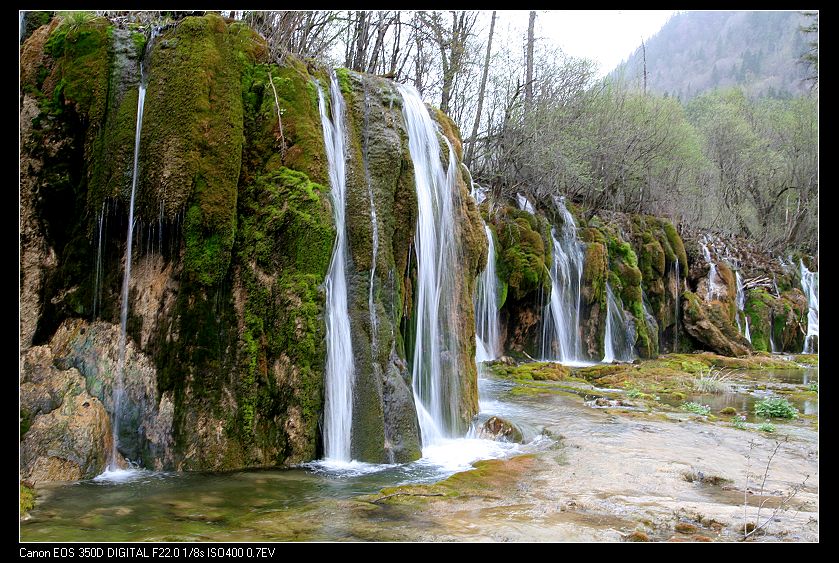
[769,312,779,353]
[603,283,636,363]
[362,85,380,356]
[318,72,355,462]
[801,261,819,353]
[110,27,159,470]
[397,83,462,445]
[470,178,488,205]
[92,201,107,319]
[475,224,500,362]
[700,237,720,301]
[735,270,746,334]
[540,198,585,363]
[744,316,751,343]
[516,193,535,214]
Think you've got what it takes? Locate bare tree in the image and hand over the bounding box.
[465,11,495,169]
[525,11,535,111]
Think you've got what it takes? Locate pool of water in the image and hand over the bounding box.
[20,362,818,542]
[658,366,818,421]
[21,373,551,542]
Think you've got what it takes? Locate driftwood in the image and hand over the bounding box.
[742,276,773,291]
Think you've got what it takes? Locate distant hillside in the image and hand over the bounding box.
[612,11,814,99]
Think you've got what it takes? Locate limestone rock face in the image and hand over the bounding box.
[48,319,175,469]
[682,291,751,357]
[20,346,112,484]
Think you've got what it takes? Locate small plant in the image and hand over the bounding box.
[757,422,776,433]
[732,416,747,430]
[57,10,98,31]
[682,402,711,415]
[693,367,733,394]
[807,382,818,393]
[626,388,641,399]
[754,397,798,419]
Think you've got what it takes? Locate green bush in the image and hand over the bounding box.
[757,422,776,433]
[754,397,798,419]
[731,416,746,430]
[682,402,711,416]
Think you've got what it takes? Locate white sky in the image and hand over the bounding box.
[501,10,676,77]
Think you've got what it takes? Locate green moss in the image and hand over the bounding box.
[140,13,245,266]
[487,361,571,381]
[609,239,638,269]
[744,288,774,352]
[335,67,352,95]
[493,207,549,302]
[662,220,688,267]
[44,17,111,122]
[20,484,36,516]
[582,242,607,307]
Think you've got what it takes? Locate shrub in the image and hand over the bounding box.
[754,398,798,419]
[757,423,776,433]
[682,402,711,415]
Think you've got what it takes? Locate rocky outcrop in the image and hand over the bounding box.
[681,232,810,355]
[681,291,750,356]
[20,346,112,483]
[50,319,175,469]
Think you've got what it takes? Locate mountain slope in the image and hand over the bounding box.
[612,11,814,99]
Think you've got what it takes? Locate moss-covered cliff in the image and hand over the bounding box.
[20,12,489,475]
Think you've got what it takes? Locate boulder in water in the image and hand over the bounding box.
[476,416,524,443]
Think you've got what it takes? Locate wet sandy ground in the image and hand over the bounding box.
[366,383,818,542]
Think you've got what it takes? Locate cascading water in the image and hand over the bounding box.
[734,270,752,342]
[701,237,720,301]
[362,85,380,356]
[397,83,462,445]
[540,198,585,364]
[92,201,107,319]
[800,261,818,354]
[475,224,500,362]
[603,283,636,363]
[318,72,355,462]
[109,28,159,471]
[516,193,535,214]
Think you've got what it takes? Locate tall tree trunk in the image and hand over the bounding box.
[525,11,535,111]
[465,11,495,169]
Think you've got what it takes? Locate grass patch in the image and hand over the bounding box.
[693,367,734,394]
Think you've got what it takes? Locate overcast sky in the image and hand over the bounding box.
[500,10,676,77]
